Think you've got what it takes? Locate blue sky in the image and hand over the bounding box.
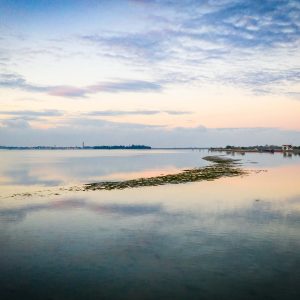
[0,0,300,146]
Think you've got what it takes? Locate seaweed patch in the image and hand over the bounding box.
[83,156,246,191]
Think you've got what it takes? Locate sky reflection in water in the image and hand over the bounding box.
[0,150,300,299]
[0,149,209,193]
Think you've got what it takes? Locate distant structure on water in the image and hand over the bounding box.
[282,144,293,151]
[209,144,299,154]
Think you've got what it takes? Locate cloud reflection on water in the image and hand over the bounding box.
[0,198,166,223]
[1,195,300,230]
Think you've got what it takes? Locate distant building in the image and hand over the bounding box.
[282,144,293,151]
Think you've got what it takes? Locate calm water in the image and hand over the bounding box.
[0,150,300,299]
[0,149,209,195]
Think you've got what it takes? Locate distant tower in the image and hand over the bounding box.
[82,141,85,149]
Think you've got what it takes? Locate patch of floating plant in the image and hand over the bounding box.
[1,156,257,199]
[83,156,247,191]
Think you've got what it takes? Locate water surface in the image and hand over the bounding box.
[0,150,300,299]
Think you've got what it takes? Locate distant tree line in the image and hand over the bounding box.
[225,145,286,150]
[0,144,151,150]
[88,145,151,149]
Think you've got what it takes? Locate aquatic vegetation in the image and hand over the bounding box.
[84,156,246,191]
[202,155,241,164]
[3,156,248,198]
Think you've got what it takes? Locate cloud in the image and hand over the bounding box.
[1,116,300,147]
[79,0,300,97]
[0,110,64,128]
[82,29,172,62]
[0,109,63,117]
[48,86,87,97]
[1,0,300,99]
[0,73,47,92]
[86,80,162,93]
[164,110,192,115]
[65,117,165,130]
[220,68,300,95]
[86,110,192,116]
[0,73,163,97]
[82,0,300,55]
[180,0,300,48]
[0,119,31,129]
[285,92,300,100]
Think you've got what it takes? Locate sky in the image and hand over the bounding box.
[0,0,300,147]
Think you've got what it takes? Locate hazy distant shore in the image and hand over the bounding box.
[0,145,152,150]
[210,147,300,155]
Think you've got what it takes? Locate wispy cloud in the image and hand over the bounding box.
[0,73,163,97]
[86,110,192,116]
[1,1,299,98]
[0,110,65,129]
[82,30,171,62]
[0,119,31,129]
[220,68,300,96]
[2,110,295,146]
[79,0,300,96]
[0,109,63,117]
[180,0,300,48]
[0,73,47,93]
[1,114,300,147]
[83,0,300,54]
[86,80,162,93]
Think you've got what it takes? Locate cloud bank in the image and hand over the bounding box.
[1,117,299,147]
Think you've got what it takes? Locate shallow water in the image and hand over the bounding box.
[0,149,209,195]
[0,150,300,299]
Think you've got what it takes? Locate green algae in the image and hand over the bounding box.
[3,156,248,199]
[202,155,241,164]
[84,156,246,191]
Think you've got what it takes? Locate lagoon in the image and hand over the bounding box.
[0,150,300,299]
